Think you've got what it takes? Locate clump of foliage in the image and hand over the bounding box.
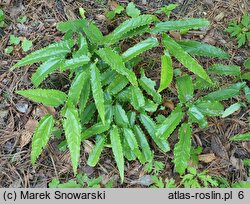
[13,3,235,183]
[0,8,4,27]
[226,13,250,47]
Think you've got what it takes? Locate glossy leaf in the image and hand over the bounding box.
[222,102,242,118]
[178,40,230,59]
[143,99,158,112]
[110,126,124,183]
[60,56,90,71]
[57,19,87,32]
[122,37,158,62]
[156,105,184,139]
[139,114,170,152]
[188,105,208,128]
[12,40,74,69]
[81,123,110,140]
[163,34,212,83]
[68,70,89,105]
[194,100,224,116]
[17,89,67,107]
[130,86,145,110]
[87,136,106,167]
[96,47,138,86]
[63,105,82,175]
[107,75,129,95]
[208,64,240,76]
[126,2,140,18]
[74,34,88,57]
[158,51,173,92]
[152,18,209,33]
[133,125,153,163]
[139,70,161,104]
[114,104,129,128]
[230,132,250,141]
[202,82,246,101]
[123,128,140,156]
[31,114,54,165]
[173,123,192,175]
[31,58,62,87]
[90,64,105,124]
[176,75,194,103]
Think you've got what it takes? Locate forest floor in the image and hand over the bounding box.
[0,0,250,187]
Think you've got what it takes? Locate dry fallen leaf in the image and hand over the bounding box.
[83,140,94,154]
[169,31,181,40]
[198,153,216,163]
[163,100,175,110]
[33,105,56,118]
[108,0,119,10]
[20,119,38,148]
[242,141,250,154]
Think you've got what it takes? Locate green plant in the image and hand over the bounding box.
[12,3,231,183]
[226,13,250,47]
[0,8,4,27]
[49,173,112,188]
[181,167,218,188]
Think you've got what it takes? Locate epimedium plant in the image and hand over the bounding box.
[12,3,232,182]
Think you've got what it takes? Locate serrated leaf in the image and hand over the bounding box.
[176,75,194,103]
[139,70,161,104]
[12,40,74,69]
[122,37,158,62]
[208,64,240,76]
[81,123,110,140]
[130,86,145,110]
[127,111,136,128]
[156,105,184,139]
[244,86,250,103]
[202,82,246,101]
[188,105,208,128]
[110,126,124,183]
[158,51,173,92]
[31,58,62,87]
[139,114,170,152]
[81,103,96,125]
[79,82,91,120]
[114,104,129,128]
[87,135,106,167]
[74,34,88,57]
[126,2,140,18]
[63,105,82,175]
[222,102,242,118]
[57,19,87,32]
[101,69,117,86]
[60,55,90,71]
[152,18,209,33]
[123,128,140,154]
[194,100,224,116]
[163,34,212,83]
[173,123,192,175]
[177,40,230,59]
[143,99,158,112]
[90,64,105,125]
[104,15,157,44]
[22,38,33,52]
[232,181,250,188]
[230,132,250,141]
[68,70,89,105]
[31,114,54,165]
[97,47,138,86]
[133,125,153,163]
[17,89,67,107]
[107,75,129,95]
[244,58,250,69]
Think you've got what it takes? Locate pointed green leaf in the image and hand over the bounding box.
[130,86,145,110]
[244,86,250,103]
[139,70,162,104]
[143,99,158,112]
[156,104,184,139]
[80,103,96,125]
[126,2,141,18]
[96,47,138,86]
[122,37,158,62]
[194,100,224,116]
[114,104,129,128]
[202,82,246,101]
[31,114,54,165]
[230,132,250,141]
[110,126,124,183]
[163,34,212,83]
[178,40,230,59]
[60,55,90,71]
[222,102,242,118]
[208,64,240,76]
[158,51,173,92]
[173,123,192,175]
[123,128,141,159]
[31,58,62,87]
[81,123,110,140]
[68,70,89,105]
[90,64,105,125]
[57,19,87,32]
[17,89,67,107]
[188,105,208,128]
[107,75,129,95]
[139,113,170,152]
[133,125,153,163]
[101,69,117,86]
[176,75,194,103]
[74,34,88,57]
[244,58,250,69]
[152,18,209,33]
[12,40,74,69]
[87,135,106,167]
[63,105,82,175]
